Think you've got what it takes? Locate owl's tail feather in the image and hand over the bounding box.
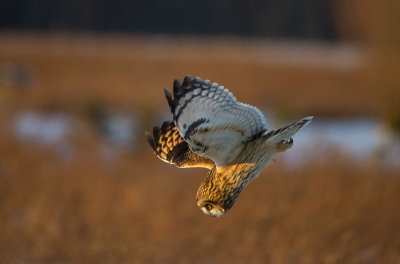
[262,116,313,145]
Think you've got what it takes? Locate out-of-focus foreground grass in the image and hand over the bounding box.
[0,137,399,263]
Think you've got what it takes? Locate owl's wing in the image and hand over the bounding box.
[146,120,215,169]
[164,76,268,166]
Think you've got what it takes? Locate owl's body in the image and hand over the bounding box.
[197,138,273,216]
[146,76,312,217]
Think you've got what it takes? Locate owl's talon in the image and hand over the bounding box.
[277,138,293,152]
[282,138,293,145]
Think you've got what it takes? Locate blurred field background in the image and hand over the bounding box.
[0,0,400,263]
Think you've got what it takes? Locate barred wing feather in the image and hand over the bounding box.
[165,76,268,166]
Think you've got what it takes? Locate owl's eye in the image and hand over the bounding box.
[205,204,213,210]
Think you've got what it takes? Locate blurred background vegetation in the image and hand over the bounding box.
[0,0,399,263]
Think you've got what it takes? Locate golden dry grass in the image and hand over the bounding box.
[0,137,399,263]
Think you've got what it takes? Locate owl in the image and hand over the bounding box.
[146,76,312,217]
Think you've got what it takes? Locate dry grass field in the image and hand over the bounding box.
[0,138,399,263]
[0,33,399,263]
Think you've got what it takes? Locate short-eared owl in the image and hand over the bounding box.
[146,76,312,217]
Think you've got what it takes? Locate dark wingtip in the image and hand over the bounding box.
[153,126,161,139]
[173,79,183,97]
[164,88,173,106]
[161,120,170,132]
[193,76,201,83]
[183,75,192,84]
[145,131,157,151]
[182,75,192,90]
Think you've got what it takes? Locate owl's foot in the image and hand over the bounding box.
[277,138,293,152]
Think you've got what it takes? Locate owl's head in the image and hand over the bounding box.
[198,201,225,217]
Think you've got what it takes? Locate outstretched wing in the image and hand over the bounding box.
[146,120,215,169]
[164,76,267,166]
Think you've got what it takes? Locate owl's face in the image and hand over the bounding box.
[198,201,225,217]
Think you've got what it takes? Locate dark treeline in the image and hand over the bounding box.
[0,0,336,39]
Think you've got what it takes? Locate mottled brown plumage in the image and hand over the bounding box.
[146,76,312,217]
[145,121,214,169]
